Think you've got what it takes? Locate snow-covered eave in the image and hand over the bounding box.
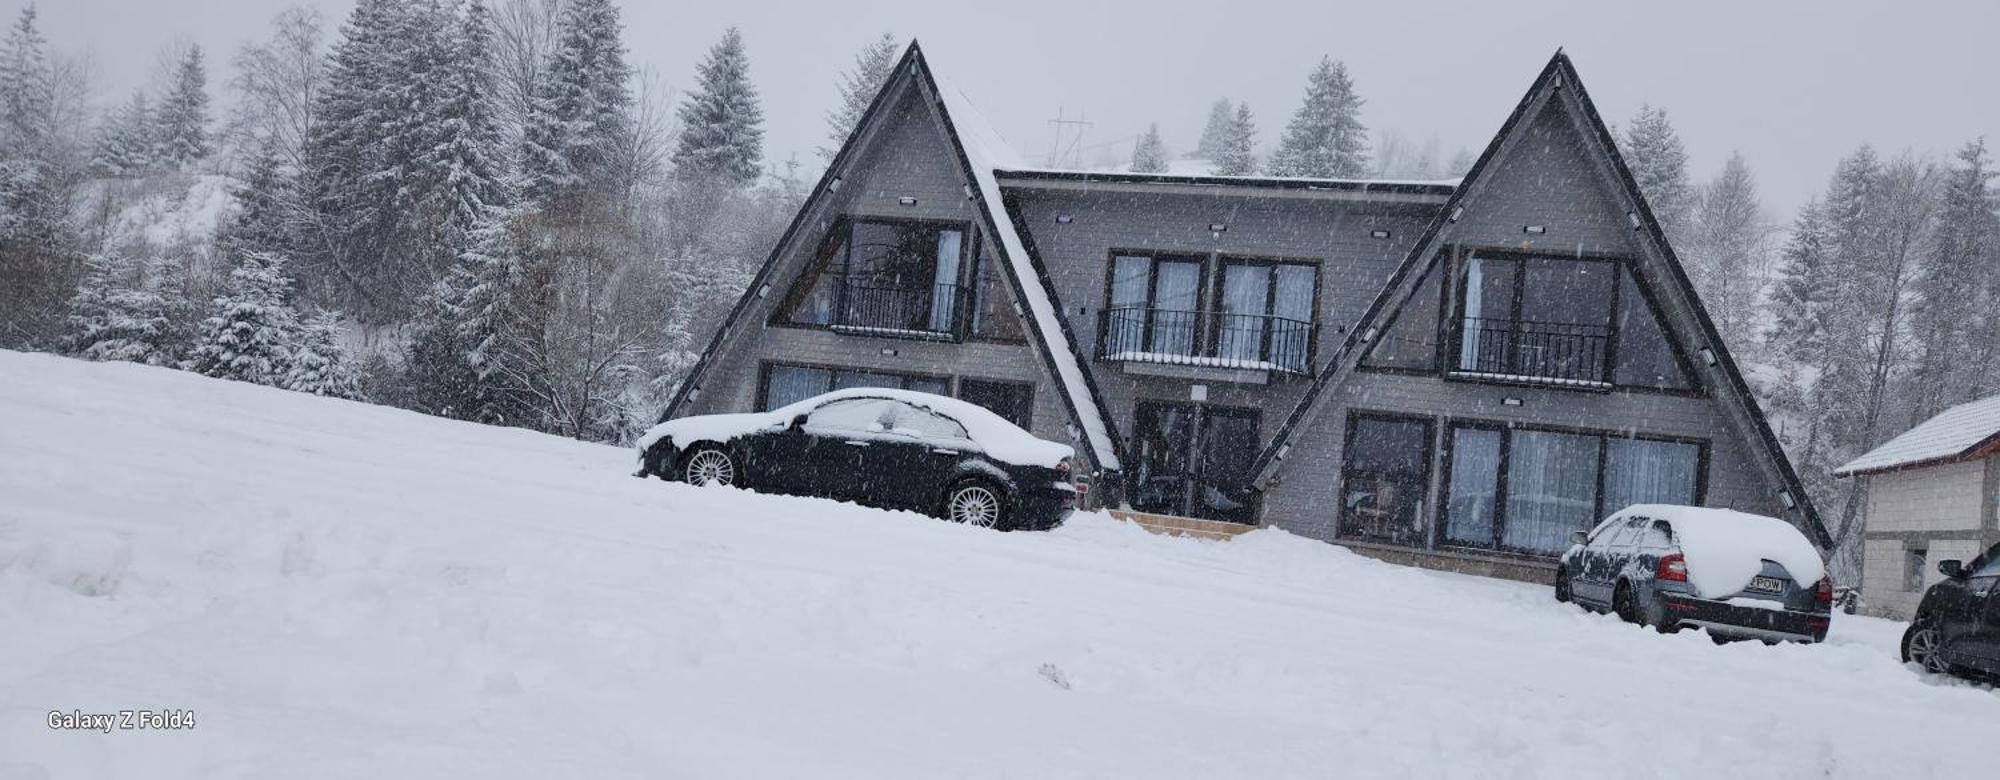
[1834,431,2000,477]
[916,56,1122,472]
[995,167,1458,202]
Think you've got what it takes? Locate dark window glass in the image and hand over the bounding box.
[957,379,1033,429]
[903,376,949,396]
[969,239,1026,341]
[1502,430,1602,555]
[1195,409,1259,524]
[1341,416,1433,547]
[1364,259,1444,371]
[1132,403,1197,516]
[1456,254,1613,384]
[1151,260,1202,356]
[1611,266,1693,389]
[764,365,832,409]
[1443,427,1502,547]
[780,232,848,326]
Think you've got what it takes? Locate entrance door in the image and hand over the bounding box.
[1130,402,1260,523]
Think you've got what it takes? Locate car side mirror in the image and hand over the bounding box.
[1569,530,1589,546]
[788,414,807,430]
[1939,559,1963,579]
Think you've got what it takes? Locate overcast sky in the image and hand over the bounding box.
[11,0,1998,218]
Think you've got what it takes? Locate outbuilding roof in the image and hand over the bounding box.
[1834,394,2000,476]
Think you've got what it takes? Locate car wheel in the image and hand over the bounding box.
[680,445,737,487]
[1901,623,1952,676]
[1553,568,1572,603]
[1613,582,1642,625]
[943,480,1006,530]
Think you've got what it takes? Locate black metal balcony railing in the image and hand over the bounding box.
[1097,307,1313,374]
[1455,317,1611,384]
[832,279,973,338]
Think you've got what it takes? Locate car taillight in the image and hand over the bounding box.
[1816,578,1833,605]
[1055,458,1071,475]
[1656,553,1688,582]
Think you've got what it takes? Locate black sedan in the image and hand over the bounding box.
[1901,541,2000,680]
[635,389,1079,530]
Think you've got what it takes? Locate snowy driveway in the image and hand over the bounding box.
[1,351,1995,778]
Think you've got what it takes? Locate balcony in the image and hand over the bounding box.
[830,279,974,340]
[1096,307,1314,375]
[1453,317,1611,387]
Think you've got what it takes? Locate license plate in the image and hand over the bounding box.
[1747,576,1786,594]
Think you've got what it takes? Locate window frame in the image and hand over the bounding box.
[955,376,1035,429]
[1337,410,1438,548]
[770,215,984,342]
[1425,246,1706,397]
[1435,417,1710,557]
[754,360,952,411]
[1447,248,1620,388]
[1097,248,1322,370]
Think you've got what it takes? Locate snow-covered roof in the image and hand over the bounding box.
[1835,394,2000,476]
[924,63,1122,471]
[994,166,1461,195]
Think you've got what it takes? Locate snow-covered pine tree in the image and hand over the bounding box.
[448,205,535,424]
[66,252,182,366]
[1129,124,1169,173]
[1192,98,1233,160]
[89,92,155,177]
[1211,103,1258,176]
[519,0,631,204]
[1767,199,1833,366]
[286,309,364,399]
[0,3,58,244]
[301,0,412,315]
[1266,57,1367,178]
[415,0,510,261]
[1446,148,1476,178]
[220,142,298,261]
[188,250,302,386]
[671,27,765,188]
[821,32,897,160]
[1906,139,1998,421]
[152,45,212,169]
[1621,105,1693,245]
[1687,152,1769,345]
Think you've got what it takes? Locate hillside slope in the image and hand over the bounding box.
[0,351,1994,778]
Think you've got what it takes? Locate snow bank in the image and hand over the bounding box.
[2,352,1995,778]
[1621,504,1826,598]
[639,387,1074,468]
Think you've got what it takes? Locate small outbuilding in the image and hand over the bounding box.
[1835,395,2000,619]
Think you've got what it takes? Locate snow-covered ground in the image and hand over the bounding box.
[1,351,1995,779]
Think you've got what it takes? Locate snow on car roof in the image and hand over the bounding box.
[643,388,1075,469]
[1612,504,1825,599]
[1834,393,2000,476]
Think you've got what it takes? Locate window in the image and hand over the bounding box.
[1100,252,1318,372]
[1905,548,1928,591]
[1340,415,1434,546]
[759,363,949,411]
[806,398,899,432]
[1442,424,1704,557]
[957,378,1033,429]
[777,218,974,337]
[1456,253,1615,384]
[1612,266,1695,390]
[968,240,1026,341]
[888,403,969,441]
[1363,260,1444,371]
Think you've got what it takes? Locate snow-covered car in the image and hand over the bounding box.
[1900,541,2000,680]
[1555,505,1832,643]
[635,389,1079,530]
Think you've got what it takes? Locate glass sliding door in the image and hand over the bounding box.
[1131,402,1197,516]
[1131,402,1260,523]
[1194,408,1260,524]
[1104,255,1152,356]
[925,229,965,332]
[1601,438,1700,513]
[1151,260,1202,356]
[1340,415,1434,546]
[1270,265,1316,371]
[1443,427,1504,547]
[1501,430,1602,555]
[1216,264,1271,363]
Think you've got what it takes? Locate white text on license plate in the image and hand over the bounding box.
[1747,576,1786,594]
